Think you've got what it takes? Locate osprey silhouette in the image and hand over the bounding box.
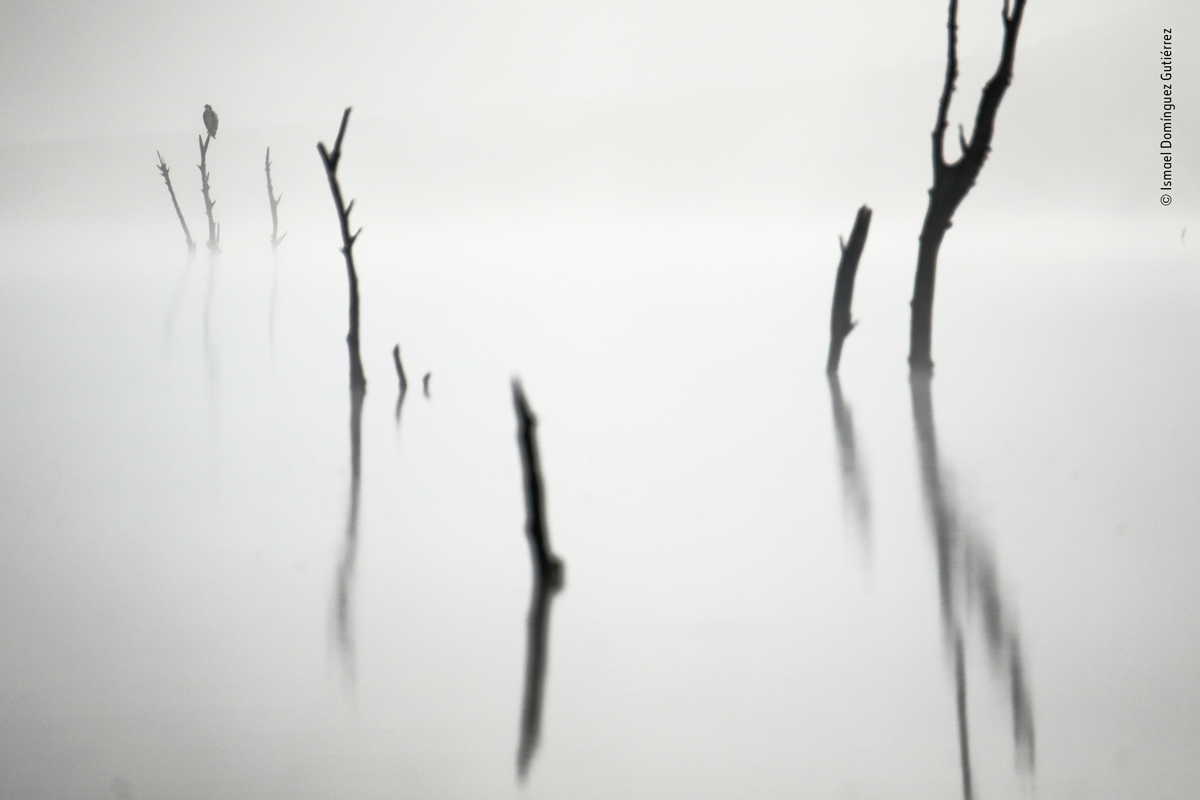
[203,105,218,139]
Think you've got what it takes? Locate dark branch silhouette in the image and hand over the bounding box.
[512,380,564,585]
[910,372,1035,795]
[318,107,367,394]
[197,134,219,252]
[319,110,368,678]
[909,0,1028,373]
[156,152,195,252]
[265,148,287,250]
[512,379,564,780]
[827,374,872,549]
[826,205,872,375]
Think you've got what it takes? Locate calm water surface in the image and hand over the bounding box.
[1,202,1197,800]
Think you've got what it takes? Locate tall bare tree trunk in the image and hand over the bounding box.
[909,0,1028,373]
[318,108,367,394]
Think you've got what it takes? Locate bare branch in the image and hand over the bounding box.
[827,205,872,375]
[318,108,367,393]
[197,133,219,251]
[933,0,960,170]
[156,151,195,251]
[513,379,563,586]
[265,147,284,249]
[909,0,1028,372]
[330,106,352,167]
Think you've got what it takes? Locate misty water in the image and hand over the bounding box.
[2,110,1199,800]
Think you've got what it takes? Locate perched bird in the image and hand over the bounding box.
[203,104,218,139]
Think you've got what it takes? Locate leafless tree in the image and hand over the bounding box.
[909,0,1028,373]
[318,108,367,394]
[197,134,219,252]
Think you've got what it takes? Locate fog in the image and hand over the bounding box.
[1,0,1199,798]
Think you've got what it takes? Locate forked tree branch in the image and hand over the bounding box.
[909,0,1028,372]
[318,107,366,393]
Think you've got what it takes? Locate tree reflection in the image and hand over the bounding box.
[393,344,408,423]
[334,384,365,680]
[910,372,1034,798]
[517,566,562,780]
[827,374,872,552]
[203,250,219,389]
[164,251,195,345]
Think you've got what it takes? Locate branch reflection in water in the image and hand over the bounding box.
[163,251,195,346]
[827,374,872,552]
[517,561,562,780]
[909,372,1035,799]
[203,250,219,389]
[512,380,564,781]
[334,383,365,681]
[392,344,408,423]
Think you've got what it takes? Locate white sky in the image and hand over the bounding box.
[0,0,1148,143]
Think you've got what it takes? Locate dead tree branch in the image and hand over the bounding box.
[265,147,286,249]
[826,205,872,375]
[197,134,220,252]
[156,152,195,252]
[513,379,563,587]
[318,107,367,394]
[908,0,1028,373]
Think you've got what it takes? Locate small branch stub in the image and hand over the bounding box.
[513,379,563,587]
[826,205,872,375]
